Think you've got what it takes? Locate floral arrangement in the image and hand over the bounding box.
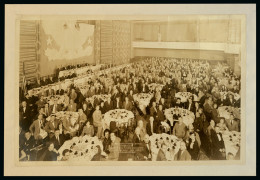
[57,135,104,161]
[175,92,193,102]
[149,133,181,161]
[164,108,195,126]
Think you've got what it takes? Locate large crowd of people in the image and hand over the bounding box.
[19,57,241,161]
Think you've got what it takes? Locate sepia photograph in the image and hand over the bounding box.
[4,4,256,176]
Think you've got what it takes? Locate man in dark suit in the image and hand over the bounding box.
[104,98,114,113]
[51,129,65,150]
[122,97,133,111]
[44,115,59,134]
[20,101,32,131]
[174,98,184,108]
[225,114,239,132]
[141,134,152,160]
[184,96,195,112]
[113,96,123,109]
[174,141,191,161]
[146,116,158,136]
[49,100,62,114]
[156,105,165,122]
[40,77,48,86]
[211,126,226,160]
[149,102,158,117]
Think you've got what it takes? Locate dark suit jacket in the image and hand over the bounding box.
[211,130,225,160]
[156,110,165,122]
[156,149,167,161]
[49,104,62,113]
[140,141,152,159]
[132,133,141,145]
[184,102,195,112]
[122,101,133,111]
[146,121,158,136]
[51,134,65,149]
[174,149,191,161]
[113,100,123,109]
[44,120,59,133]
[104,101,114,113]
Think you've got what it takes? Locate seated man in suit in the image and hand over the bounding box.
[225,114,239,132]
[122,97,133,111]
[51,129,65,150]
[141,134,152,161]
[156,105,165,122]
[174,98,183,108]
[149,102,158,117]
[49,100,62,114]
[172,117,187,140]
[156,143,167,161]
[146,116,158,136]
[211,126,226,160]
[104,97,113,113]
[29,114,46,140]
[45,115,59,134]
[174,141,191,161]
[113,96,123,109]
[67,99,77,112]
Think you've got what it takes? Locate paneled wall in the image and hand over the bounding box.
[100,20,131,64]
[100,20,113,64]
[19,20,39,84]
[133,18,241,44]
[94,20,101,64]
[112,21,131,65]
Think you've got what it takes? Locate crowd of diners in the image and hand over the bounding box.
[19,57,241,161]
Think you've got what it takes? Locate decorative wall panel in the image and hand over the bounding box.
[112,21,131,65]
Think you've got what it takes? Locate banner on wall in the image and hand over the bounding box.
[41,20,94,61]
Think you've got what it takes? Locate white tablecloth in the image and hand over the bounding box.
[175,92,193,103]
[133,93,153,107]
[149,133,181,161]
[164,108,195,126]
[104,109,134,127]
[58,135,104,161]
[221,130,241,158]
[218,106,240,120]
[148,83,164,92]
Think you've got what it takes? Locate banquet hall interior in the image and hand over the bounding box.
[19,15,242,162]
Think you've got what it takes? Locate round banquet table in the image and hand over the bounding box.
[133,93,153,115]
[148,83,164,92]
[149,133,181,161]
[85,94,111,106]
[164,107,195,127]
[221,130,241,158]
[175,92,193,103]
[219,92,240,101]
[218,106,240,120]
[57,135,104,161]
[103,109,134,128]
